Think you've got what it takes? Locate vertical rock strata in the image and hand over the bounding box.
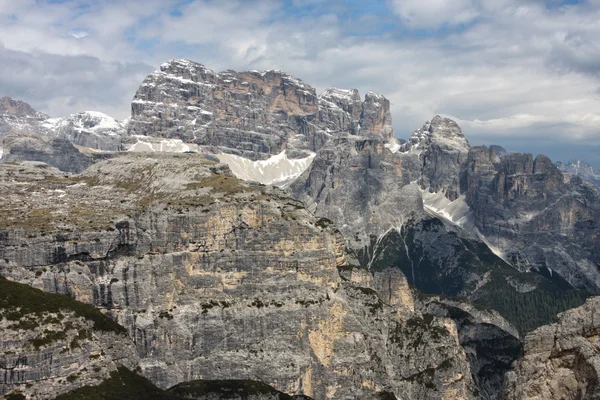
[128,59,395,160]
[0,156,476,399]
[0,277,138,399]
[502,296,600,399]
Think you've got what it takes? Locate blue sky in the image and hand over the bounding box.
[1,0,600,166]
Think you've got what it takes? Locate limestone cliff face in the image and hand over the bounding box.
[0,155,476,399]
[465,147,600,291]
[0,277,138,400]
[290,115,472,252]
[415,294,521,400]
[290,135,424,249]
[127,59,395,160]
[502,296,600,400]
[401,116,470,200]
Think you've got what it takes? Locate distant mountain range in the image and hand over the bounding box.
[556,159,600,191]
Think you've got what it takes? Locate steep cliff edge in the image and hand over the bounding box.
[127,59,395,161]
[0,155,476,399]
[0,276,138,399]
[465,147,600,291]
[502,296,600,399]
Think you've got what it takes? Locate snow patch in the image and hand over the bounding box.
[421,191,472,228]
[217,150,315,187]
[384,139,401,154]
[421,189,510,263]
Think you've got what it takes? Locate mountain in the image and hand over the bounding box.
[2,58,600,399]
[1,155,479,399]
[0,96,49,137]
[0,97,126,169]
[127,59,396,161]
[557,159,600,191]
[43,111,126,151]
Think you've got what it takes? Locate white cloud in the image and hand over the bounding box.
[0,0,599,165]
[389,0,480,28]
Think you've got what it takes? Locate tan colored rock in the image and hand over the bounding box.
[503,296,600,399]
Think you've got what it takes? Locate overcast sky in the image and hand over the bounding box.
[1,0,599,166]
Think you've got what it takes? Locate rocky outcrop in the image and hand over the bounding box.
[415,294,522,400]
[0,155,477,399]
[127,59,395,160]
[290,115,472,251]
[502,296,600,399]
[1,133,94,173]
[290,135,424,249]
[0,276,138,399]
[400,116,470,200]
[465,147,600,291]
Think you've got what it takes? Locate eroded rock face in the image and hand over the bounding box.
[401,116,470,200]
[290,135,424,249]
[465,148,600,291]
[415,295,521,400]
[0,155,476,399]
[502,296,600,400]
[0,277,138,400]
[1,133,94,173]
[127,59,395,160]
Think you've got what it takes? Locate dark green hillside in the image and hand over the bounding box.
[355,217,591,335]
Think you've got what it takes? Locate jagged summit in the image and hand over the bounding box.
[129,59,395,160]
[0,97,126,166]
[400,115,470,154]
[317,86,394,140]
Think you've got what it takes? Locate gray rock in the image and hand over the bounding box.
[127,59,395,160]
[0,154,476,400]
[290,135,424,249]
[465,148,600,291]
[557,159,600,191]
[502,296,600,400]
[400,115,471,200]
[0,96,49,139]
[1,133,93,173]
[415,294,521,400]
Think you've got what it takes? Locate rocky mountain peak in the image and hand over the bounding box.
[316,87,394,140]
[319,87,362,107]
[401,115,470,154]
[0,96,48,119]
[128,60,397,160]
[158,58,219,84]
[44,110,126,151]
[360,90,394,140]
